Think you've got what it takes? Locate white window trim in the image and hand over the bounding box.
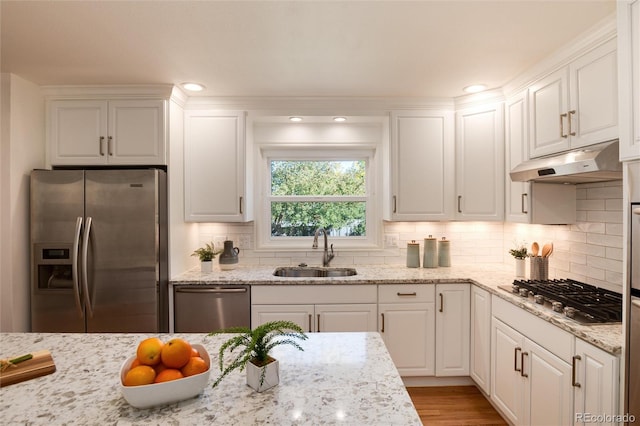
[255,145,382,251]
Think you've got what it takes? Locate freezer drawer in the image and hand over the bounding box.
[174,285,250,333]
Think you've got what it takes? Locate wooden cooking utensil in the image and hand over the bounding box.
[531,242,539,257]
[543,243,554,258]
[541,243,552,258]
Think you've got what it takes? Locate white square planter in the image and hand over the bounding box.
[246,358,279,392]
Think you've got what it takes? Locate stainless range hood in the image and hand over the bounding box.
[510,140,622,184]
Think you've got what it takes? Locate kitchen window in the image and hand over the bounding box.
[256,147,381,250]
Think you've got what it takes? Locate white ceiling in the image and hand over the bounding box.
[0,0,616,99]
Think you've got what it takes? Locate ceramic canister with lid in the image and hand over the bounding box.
[406,240,420,268]
[423,235,438,268]
[438,237,451,267]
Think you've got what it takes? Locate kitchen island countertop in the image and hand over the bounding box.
[0,332,420,425]
[171,263,623,355]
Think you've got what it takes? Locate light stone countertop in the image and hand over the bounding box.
[0,332,420,425]
[171,263,623,355]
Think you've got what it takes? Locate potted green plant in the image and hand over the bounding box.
[191,242,220,272]
[209,320,308,392]
[509,242,529,277]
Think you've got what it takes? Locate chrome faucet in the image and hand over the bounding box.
[312,227,335,267]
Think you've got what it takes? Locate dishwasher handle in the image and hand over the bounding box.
[175,287,248,294]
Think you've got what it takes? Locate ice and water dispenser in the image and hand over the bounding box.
[33,243,74,290]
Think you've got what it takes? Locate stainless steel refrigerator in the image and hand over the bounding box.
[628,200,640,420]
[30,169,168,333]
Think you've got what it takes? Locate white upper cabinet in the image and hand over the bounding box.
[529,38,618,158]
[48,99,166,166]
[389,110,455,221]
[618,0,640,161]
[455,102,505,221]
[183,110,249,222]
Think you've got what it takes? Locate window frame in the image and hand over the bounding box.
[256,146,382,251]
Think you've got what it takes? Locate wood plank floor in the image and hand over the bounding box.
[406,386,507,425]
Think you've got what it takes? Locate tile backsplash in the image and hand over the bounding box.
[196,181,623,292]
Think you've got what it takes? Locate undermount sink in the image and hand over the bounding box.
[273,266,358,278]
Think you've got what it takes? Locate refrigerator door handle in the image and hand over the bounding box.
[72,217,84,318]
[81,216,94,318]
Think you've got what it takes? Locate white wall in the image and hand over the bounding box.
[0,74,45,332]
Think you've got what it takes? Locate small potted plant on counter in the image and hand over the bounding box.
[209,320,307,392]
[191,242,220,273]
[509,242,529,278]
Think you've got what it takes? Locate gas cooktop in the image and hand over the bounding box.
[498,279,623,325]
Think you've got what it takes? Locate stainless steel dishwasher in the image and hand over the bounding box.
[174,285,250,332]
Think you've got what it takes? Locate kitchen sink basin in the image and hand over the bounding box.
[273,266,357,278]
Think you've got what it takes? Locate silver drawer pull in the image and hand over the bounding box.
[175,287,247,294]
[397,292,417,296]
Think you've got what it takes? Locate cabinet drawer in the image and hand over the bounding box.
[378,284,435,303]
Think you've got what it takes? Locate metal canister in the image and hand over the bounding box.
[438,237,451,267]
[407,240,420,268]
[423,235,438,268]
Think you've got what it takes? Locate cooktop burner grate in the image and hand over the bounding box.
[499,279,622,324]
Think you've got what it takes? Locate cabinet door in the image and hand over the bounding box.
[316,304,377,332]
[108,100,166,164]
[505,91,531,223]
[49,100,108,165]
[618,0,640,161]
[491,317,524,425]
[184,110,247,222]
[524,338,573,426]
[470,285,491,394]
[529,68,571,157]
[574,339,619,425]
[251,304,314,332]
[435,284,470,376]
[569,39,618,149]
[379,302,435,376]
[390,111,455,221]
[455,103,504,221]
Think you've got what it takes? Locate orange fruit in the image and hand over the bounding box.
[190,347,200,358]
[154,362,168,375]
[130,358,141,369]
[123,365,156,386]
[160,338,192,369]
[181,356,208,377]
[154,368,184,383]
[136,337,164,366]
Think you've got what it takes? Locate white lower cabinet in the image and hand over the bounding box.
[491,317,572,425]
[470,285,491,394]
[251,285,377,333]
[378,285,435,376]
[573,339,619,426]
[435,283,470,376]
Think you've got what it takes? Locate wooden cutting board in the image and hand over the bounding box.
[0,350,56,387]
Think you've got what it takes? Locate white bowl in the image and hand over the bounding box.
[119,344,211,408]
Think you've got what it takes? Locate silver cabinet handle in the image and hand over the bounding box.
[439,293,444,312]
[457,195,462,213]
[393,195,397,213]
[108,136,113,156]
[560,113,568,138]
[99,136,105,156]
[239,196,243,214]
[521,193,528,214]
[381,313,385,333]
[72,217,84,318]
[317,313,321,332]
[81,217,94,318]
[175,287,247,294]
[514,347,522,372]
[397,292,417,296]
[572,355,581,387]
[308,314,312,332]
[568,110,576,136]
[521,351,529,377]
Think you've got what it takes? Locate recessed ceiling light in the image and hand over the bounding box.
[333,117,347,122]
[181,82,205,92]
[289,116,303,122]
[463,84,487,94]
